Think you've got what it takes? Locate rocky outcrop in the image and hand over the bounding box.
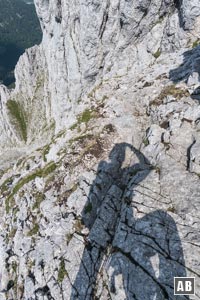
[0,0,200,299]
[1,0,199,153]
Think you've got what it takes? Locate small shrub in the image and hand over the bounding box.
[74,219,84,233]
[167,206,176,213]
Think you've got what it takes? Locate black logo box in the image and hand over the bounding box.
[174,277,195,295]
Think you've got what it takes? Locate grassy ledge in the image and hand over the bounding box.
[7,99,27,141]
[5,162,57,213]
[150,85,189,106]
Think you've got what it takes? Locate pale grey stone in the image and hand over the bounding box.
[0,0,199,299]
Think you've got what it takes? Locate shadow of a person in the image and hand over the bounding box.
[109,209,189,300]
[169,45,200,100]
[70,143,188,300]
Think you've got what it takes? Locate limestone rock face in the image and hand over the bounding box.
[181,0,200,29]
[0,0,200,299]
[0,0,193,153]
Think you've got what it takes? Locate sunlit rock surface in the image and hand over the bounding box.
[0,0,200,299]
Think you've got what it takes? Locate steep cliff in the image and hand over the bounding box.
[0,0,200,299]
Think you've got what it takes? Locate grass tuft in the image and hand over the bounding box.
[32,192,45,210]
[42,144,50,162]
[27,224,39,236]
[192,39,200,48]
[70,108,97,130]
[153,49,161,59]
[58,258,68,282]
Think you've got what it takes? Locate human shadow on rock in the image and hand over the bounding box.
[109,209,189,300]
[70,143,189,300]
[169,45,200,100]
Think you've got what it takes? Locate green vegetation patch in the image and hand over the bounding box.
[8,228,17,239]
[143,137,149,147]
[153,49,161,59]
[167,206,176,213]
[159,85,189,100]
[192,39,200,48]
[69,133,94,146]
[54,129,66,140]
[70,108,97,130]
[27,223,39,236]
[84,202,93,214]
[5,162,57,213]
[78,109,94,123]
[12,262,18,273]
[150,85,189,106]
[5,196,15,215]
[32,192,45,210]
[7,99,27,141]
[58,258,68,282]
[42,144,50,162]
[0,177,13,194]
